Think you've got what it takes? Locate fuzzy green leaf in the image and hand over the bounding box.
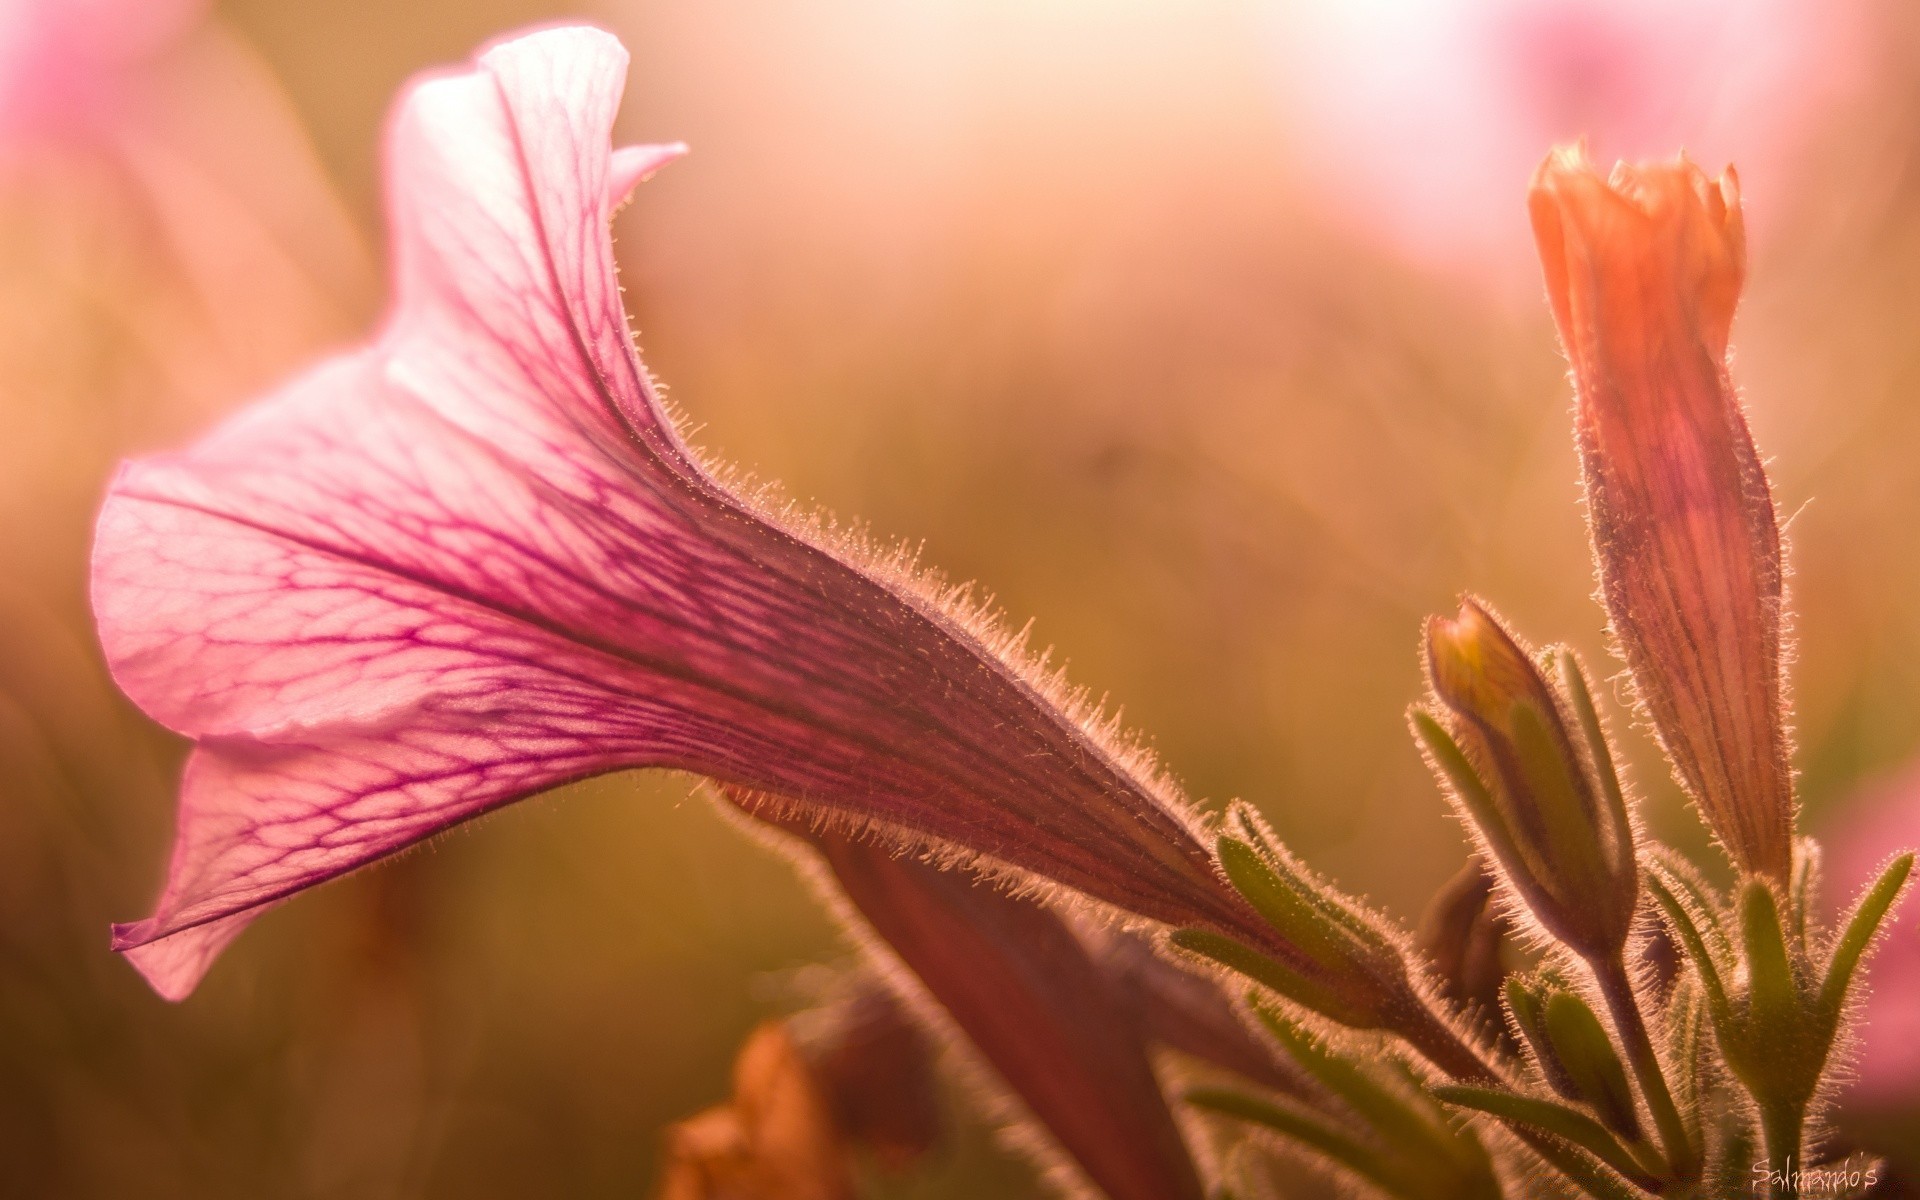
[1170,928,1370,1029]
[1816,852,1915,1039]
[1251,1003,1458,1165]
[1543,991,1641,1139]
[1647,869,1736,1041]
[1554,648,1631,851]
[1187,1087,1413,1197]
[1432,1085,1655,1189]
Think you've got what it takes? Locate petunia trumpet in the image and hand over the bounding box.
[92,25,1267,999]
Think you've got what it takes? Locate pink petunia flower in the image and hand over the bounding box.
[0,0,202,150]
[93,25,1268,1000]
[1267,0,1861,279]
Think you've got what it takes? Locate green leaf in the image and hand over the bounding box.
[1187,1087,1413,1197]
[1816,852,1915,1039]
[1647,869,1735,1042]
[1169,928,1368,1028]
[1554,648,1631,851]
[1543,991,1641,1139]
[1251,1004,1456,1164]
[1431,1085,1655,1188]
[1412,711,1528,881]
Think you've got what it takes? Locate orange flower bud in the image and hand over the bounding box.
[1417,599,1637,961]
[1530,144,1794,882]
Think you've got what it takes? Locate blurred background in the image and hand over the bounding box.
[5,0,1920,1195]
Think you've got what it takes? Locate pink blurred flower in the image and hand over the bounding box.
[0,0,202,150]
[1824,767,1920,1109]
[1267,0,1861,278]
[94,25,1265,1000]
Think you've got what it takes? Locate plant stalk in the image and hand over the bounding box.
[1759,1097,1806,1200]
[1594,953,1698,1186]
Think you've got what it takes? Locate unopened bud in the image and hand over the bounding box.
[1415,599,1637,961]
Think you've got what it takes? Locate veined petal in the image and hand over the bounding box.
[746,802,1207,1200]
[93,25,1253,999]
[1531,145,1794,881]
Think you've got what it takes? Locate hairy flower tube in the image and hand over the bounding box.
[92,25,1289,999]
[1531,145,1795,883]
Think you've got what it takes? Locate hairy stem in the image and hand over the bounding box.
[1595,953,1698,1185]
[1759,1097,1806,1200]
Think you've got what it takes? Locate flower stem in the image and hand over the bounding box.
[1759,1097,1806,1199]
[1594,953,1698,1186]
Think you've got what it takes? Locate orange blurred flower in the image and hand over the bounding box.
[1530,145,1793,882]
[655,1023,855,1200]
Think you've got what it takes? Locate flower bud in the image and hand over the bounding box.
[1417,859,1513,1033]
[1531,144,1794,882]
[1415,599,1637,961]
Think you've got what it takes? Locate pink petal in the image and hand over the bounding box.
[95,25,1253,999]
[765,813,1207,1200]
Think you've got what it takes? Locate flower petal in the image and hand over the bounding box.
[752,807,1208,1200]
[1531,145,1794,881]
[94,25,1251,997]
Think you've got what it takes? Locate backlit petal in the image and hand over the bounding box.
[94,25,1250,998]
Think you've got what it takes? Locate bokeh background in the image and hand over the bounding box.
[5,0,1920,1195]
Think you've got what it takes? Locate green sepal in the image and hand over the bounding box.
[1647,868,1736,1042]
[1542,990,1642,1139]
[1251,1003,1457,1165]
[1663,976,1707,1147]
[1412,710,1528,875]
[1244,1004,1501,1199]
[1506,696,1611,903]
[1224,807,1395,955]
[1649,852,1734,965]
[1505,974,1579,1100]
[1217,836,1371,976]
[1817,852,1914,1039]
[1790,838,1822,945]
[1553,648,1631,855]
[1736,879,1825,1112]
[1739,880,1804,1039]
[1186,1087,1409,1197]
[1170,928,1375,1029]
[1431,1085,1658,1189]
